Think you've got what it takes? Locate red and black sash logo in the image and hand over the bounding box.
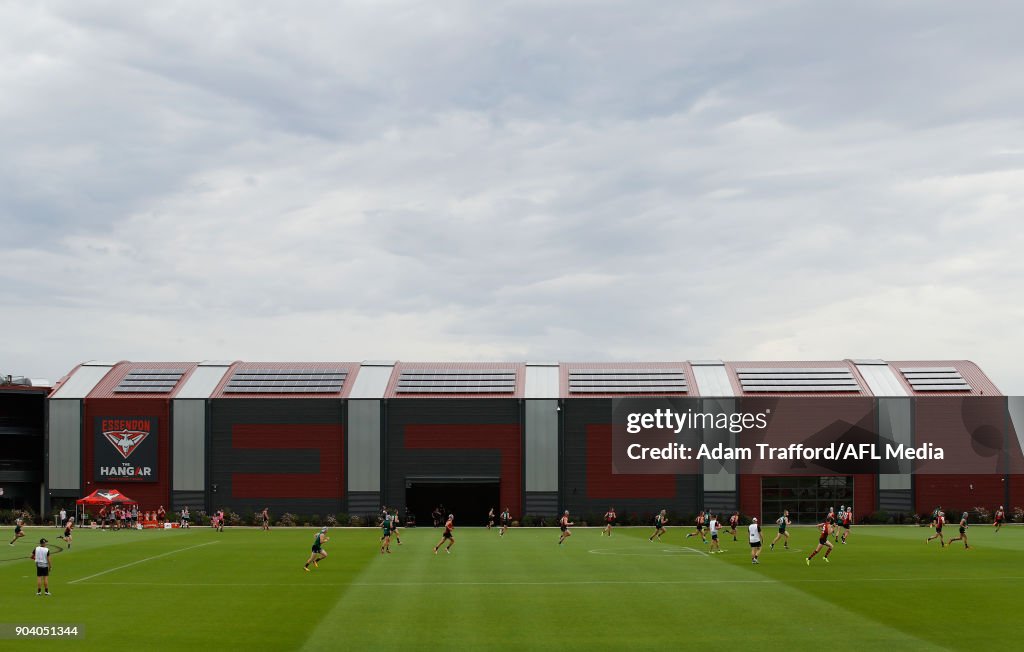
[103,429,149,459]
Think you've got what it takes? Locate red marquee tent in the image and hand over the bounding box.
[76,488,138,506]
[75,489,139,525]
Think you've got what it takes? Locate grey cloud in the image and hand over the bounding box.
[1,1,1022,392]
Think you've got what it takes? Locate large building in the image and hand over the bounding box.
[0,377,49,511]
[40,359,1024,524]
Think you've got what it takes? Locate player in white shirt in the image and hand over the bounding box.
[708,515,723,553]
[32,538,51,596]
[748,518,762,564]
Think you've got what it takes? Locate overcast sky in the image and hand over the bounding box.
[2,1,1023,393]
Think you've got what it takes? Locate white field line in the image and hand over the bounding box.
[69,541,220,585]
[80,575,1024,588]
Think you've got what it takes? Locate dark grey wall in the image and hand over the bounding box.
[384,399,521,514]
[561,399,699,521]
[209,398,345,517]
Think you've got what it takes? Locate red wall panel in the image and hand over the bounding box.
[853,473,875,519]
[585,424,675,499]
[738,474,761,518]
[915,475,1006,515]
[231,424,344,499]
[405,424,522,517]
[83,398,170,511]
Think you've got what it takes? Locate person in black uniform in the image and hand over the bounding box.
[947,512,970,549]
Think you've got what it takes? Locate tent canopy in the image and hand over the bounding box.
[76,488,138,506]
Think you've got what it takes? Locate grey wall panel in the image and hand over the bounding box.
[1010,396,1024,461]
[172,399,206,491]
[348,491,381,519]
[878,397,912,490]
[702,398,737,492]
[525,400,558,492]
[562,399,699,518]
[878,489,913,513]
[347,400,381,492]
[171,491,206,512]
[47,400,81,490]
[703,491,738,514]
[524,491,558,518]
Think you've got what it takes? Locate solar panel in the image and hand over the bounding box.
[568,369,688,394]
[395,370,516,393]
[223,369,348,394]
[114,369,187,393]
[899,367,970,392]
[736,368,860,393]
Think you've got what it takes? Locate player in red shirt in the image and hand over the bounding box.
[685,511,707,543]
[993,505,1005,533]
[558,511,574,545]
[806,518,834,565]
[601,506,616,537]
[433,515,455,554]
[840,507,853,544]
[728,512,740,541]
[926,511,946,547]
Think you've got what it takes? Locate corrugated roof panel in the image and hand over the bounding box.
[348,363,396,399]
[50,364,115,399]
[690,364,735,397]
[397,369,516,393]
[386,362,525,398]
[525,364,560,399]
[855,364,908,397]
[727,361,867,396]
[898,367,971,392]
[212,362,359,398]
[89,362,199,399]
[114,369,187,393]
[567,369,687,394]
[176,364,232,399]
[889,361,1001,396]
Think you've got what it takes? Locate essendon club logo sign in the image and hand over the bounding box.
[94,418,158,482]
[103,429,148,459]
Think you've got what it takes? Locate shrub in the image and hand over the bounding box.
[1012,507,1024,523]
[277,512,297,527]
[972,506,992,523]
[521,515,536,527]
[864,510,889,524]
[226,509,242,526]
[310,514,321,527]
[325,514,339,527]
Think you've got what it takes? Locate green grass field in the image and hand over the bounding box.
[2,523,1021,650]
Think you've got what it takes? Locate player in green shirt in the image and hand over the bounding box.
[304,528,329,571]
[649,510,668,542]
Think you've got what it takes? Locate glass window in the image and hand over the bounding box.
[762,476,854,524]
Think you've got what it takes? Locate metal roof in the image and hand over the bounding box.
[175,362,234,399]
[50,359,1003,398]
[210,362,360,398]
[50,363,116,399]
[348,362,397,399]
